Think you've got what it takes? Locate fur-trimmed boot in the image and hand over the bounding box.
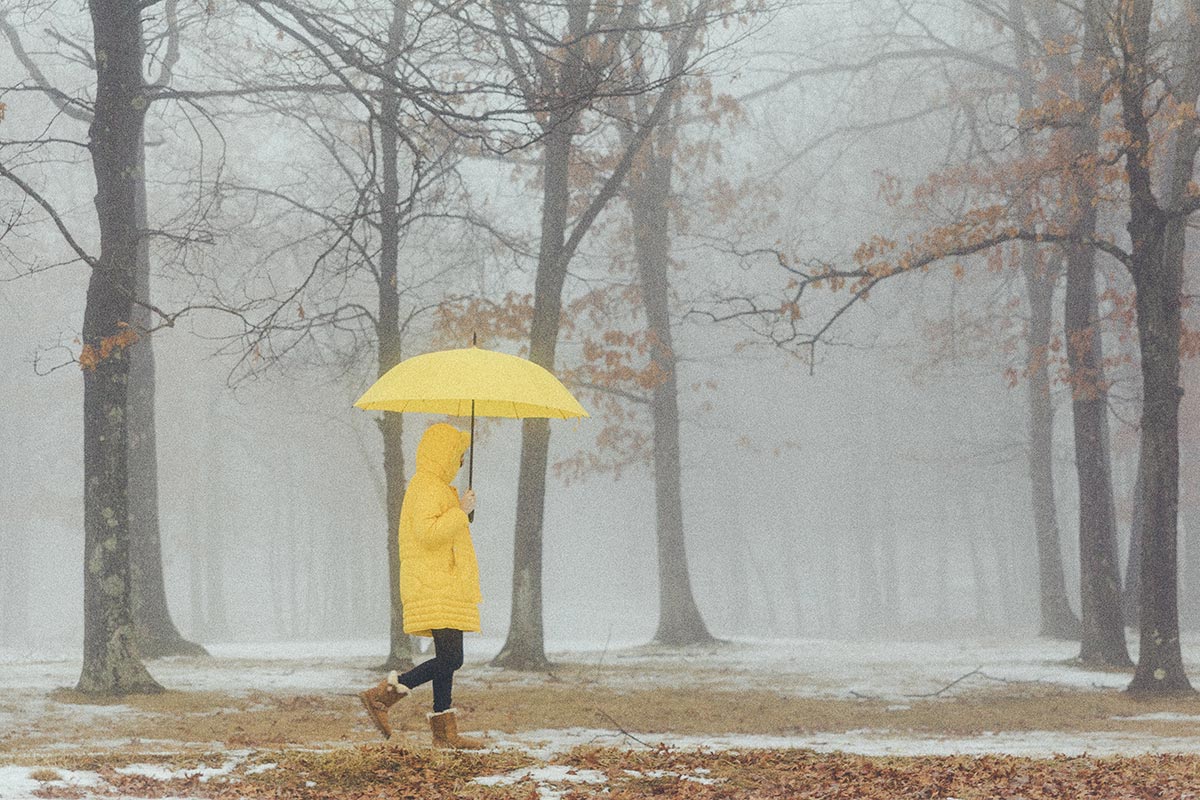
[427,708,487,750]
[358,672,410,739]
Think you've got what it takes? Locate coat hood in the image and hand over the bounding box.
[415,423,471,484]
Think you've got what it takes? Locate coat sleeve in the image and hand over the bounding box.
[412,484,469,549]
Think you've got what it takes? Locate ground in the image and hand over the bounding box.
[4,635,1200,798]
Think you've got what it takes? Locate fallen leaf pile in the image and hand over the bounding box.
[28,745,1200,799]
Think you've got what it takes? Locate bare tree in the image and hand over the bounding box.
[76,0,161,693]
[220,0,512,670]
[1112,0,1200,695]
[614,11,722,645]
[1009,0,1081,641]
[474,0,715,670]
[1031,0,1130,666]
[706,0,1200,696]
[1,1,206,660]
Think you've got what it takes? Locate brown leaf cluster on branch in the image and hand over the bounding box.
[77,324,139,372]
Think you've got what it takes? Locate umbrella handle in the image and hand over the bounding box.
[468,399,475,523]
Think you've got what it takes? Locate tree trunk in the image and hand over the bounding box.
[378,412,411,670]
[1117,0,1196,696]
[128,135,207,659]
[1181,346,1200,631]
[1024,258,1080,639]
[877,483,899,630]
[492,119,574,671]
[1012,0,1080,640]
[1065,241,1130,666]
[1128,242,1191,692]
[491,0,694,668]
[1182,502,1200,632]
[1059,0,1130,667]
[629,130,714,647]
[1123,446,1144,626]
[202,407,229,640]
[77,0,162,695]
[374,0,415,673]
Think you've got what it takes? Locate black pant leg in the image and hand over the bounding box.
[430,628,464,712]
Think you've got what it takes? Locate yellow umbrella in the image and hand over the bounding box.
[354,345,588,502]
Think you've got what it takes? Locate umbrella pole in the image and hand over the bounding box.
[468,332,477,522]
[468,399,475,522]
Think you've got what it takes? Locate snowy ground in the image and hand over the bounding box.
[0,632,1157,695]
[4,634,1200,798]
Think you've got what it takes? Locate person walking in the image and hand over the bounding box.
[359,423,485,749]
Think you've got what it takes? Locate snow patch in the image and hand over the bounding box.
[0,765,104,799]
[0,766,48,798]
[490,726,1200,758]
[473,764,609,799]
[473,764,608,786]
[622,768,721,785]
[1,633,1189,702]
[115,756,242,783]
[1111,712,1200,722]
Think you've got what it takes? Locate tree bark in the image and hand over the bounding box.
[1127,228,1191,692]
[77,0,162,695]
[492,117,574,671]
[628,125,714,647]
[1024,254,1081,639]
[1123,446,1145,626]
[1181,496,1200,631]
[1012,0,1081,640]
[128,135,207,659]
[202,403,229,640]
[1065,239,1131,666]
[374,0,415,674]
[491,0,702,669]
[1117,0,1197,695]
[1066,23,1127,658]
[1063,1,1131,667]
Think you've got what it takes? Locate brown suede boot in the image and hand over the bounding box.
[428,708,487,750]
[358,676,409,739]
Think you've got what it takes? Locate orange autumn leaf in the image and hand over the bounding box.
[78,325,140,372]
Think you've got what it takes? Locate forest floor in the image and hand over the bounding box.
[4,635,1200,798]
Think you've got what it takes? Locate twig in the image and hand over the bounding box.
[596,625,614,671]
[593,707,654,749]
[976,672,1047,687]
[0,164,96,268]
[905,667,984,698]
[850,669,1044,701]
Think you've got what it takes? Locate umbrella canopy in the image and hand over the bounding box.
[354,346,589,419]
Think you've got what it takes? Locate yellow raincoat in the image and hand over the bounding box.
[399,423,482,636]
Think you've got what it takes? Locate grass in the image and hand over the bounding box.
[9,657,1200,798]
[27,768,61,782]
[11,663,1200,761]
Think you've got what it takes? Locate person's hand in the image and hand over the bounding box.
[459,488,477,515]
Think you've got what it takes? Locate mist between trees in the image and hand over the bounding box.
[2,0,1200,696]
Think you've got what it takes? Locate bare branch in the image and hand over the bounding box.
[0,14,95,123]
[0,164,97,268]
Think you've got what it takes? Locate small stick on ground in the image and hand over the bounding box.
[596,626,614,671]
[593,707,654,749]
[905,668,984,698]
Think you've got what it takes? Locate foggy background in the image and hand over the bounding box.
[0,0,1169,654]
